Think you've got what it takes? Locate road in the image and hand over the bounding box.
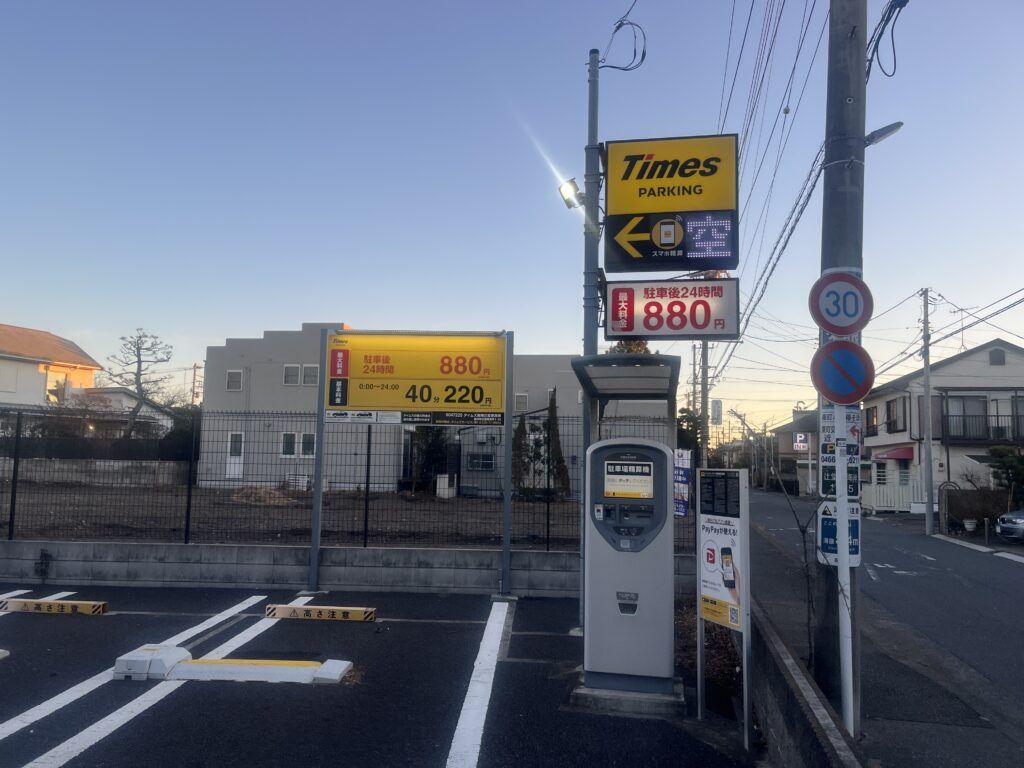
[749,489,1024,767]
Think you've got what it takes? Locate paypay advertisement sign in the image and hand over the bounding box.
[697,469,747,631]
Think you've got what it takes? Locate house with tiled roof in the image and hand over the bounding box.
[0,324,102,407]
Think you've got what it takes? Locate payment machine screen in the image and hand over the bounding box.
[603,461,654,499]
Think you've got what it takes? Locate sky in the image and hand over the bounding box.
[1,1,1022,430]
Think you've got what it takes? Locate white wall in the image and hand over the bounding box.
[0,359,46,406]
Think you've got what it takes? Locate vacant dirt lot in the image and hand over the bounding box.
[0,481,695,552]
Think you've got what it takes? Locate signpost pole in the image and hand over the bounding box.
[501,332,514,594]
[308,327,331,591]
[834,427,854,736]
[580,47,601,626]
[700,342,709,468]
[740,469,752,751]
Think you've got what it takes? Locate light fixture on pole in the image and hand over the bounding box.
[558,178,585,209]
[864,120,903,147]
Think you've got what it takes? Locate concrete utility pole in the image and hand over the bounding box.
[922,288,935,534]
[815,0,866,738]
[691,344,698,417]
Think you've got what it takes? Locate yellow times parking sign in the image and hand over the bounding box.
[325,332,507,426]
[606,135,737,215]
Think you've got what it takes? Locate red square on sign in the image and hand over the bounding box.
[330,349,349,377]
[705,546,716,565]
[610,287,634,333]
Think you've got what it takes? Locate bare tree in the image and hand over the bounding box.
[105,329,173,438]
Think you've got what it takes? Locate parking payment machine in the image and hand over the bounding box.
[584,438,675,694]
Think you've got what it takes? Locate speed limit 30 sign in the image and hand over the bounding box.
[605,278,740,340]
[808,271,873,336]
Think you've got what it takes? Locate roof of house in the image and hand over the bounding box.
[0,324,102,369]
[869,338,1024,397]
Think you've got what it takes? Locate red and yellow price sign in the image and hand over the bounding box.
[325,332,506,425]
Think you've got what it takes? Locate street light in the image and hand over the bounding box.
[558,178,584,209]
[865,121,903,147]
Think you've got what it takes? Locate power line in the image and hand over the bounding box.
[934,292,1024,343]
[875,292,1024,376]
[717,0,739,129]
[719,0,757,132]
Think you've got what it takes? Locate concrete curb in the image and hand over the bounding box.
[751,598,862,768]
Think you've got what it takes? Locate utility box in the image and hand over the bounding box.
[583,438,674,694]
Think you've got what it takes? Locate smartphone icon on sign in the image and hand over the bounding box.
[659,222,675,247]
[721,547,735,589]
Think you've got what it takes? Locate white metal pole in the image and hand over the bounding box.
[834,414,854,734]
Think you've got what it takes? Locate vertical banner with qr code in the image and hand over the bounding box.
[697,469,748,631]
[673,449,692,517]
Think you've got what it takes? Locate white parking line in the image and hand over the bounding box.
[0,590,32,600]
[0,594,266,743]
[994,551,1024,565]
[446,600,510,768]
[23,681,186,768]
[0,591,76,620]
[932,534,993,553]
[21,596,311,768]
[865,565,879,582]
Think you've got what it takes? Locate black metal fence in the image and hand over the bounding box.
[0,408,695,553]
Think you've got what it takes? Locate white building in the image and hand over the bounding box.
[861,338,1024,512]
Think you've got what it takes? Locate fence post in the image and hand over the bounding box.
[8,411,22,541]
[184,413,197,544]
[362,424,372,548]
[545,416,551,552]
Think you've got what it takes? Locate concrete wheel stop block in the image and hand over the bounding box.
[570,682,686,717]
[114,645,192,681]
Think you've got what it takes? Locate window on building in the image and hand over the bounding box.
[468,453,495,471]
[302,365,319,386]
[45,370,69,404]
[514,393,528,412]
[875,463,887,485]
[229,433,244,457]
[301,433,316,456]
[226,370,243,391]
[897,459,910,486]
[281,432,297,457]
[989,348,1005,366]
[283,364,300,386]
[865,406,878,437]
[885,398,906,433]
[947,395,988,439]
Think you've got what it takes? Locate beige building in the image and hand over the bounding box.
[0,324,101,407]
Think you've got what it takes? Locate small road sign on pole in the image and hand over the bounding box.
[816,500,861,567]
[810,341,875,406]
[808,271,873,337]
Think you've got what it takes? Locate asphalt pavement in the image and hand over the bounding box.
[0,584,749,768]
[749,489,1024,768]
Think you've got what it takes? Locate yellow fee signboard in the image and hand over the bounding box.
[325,332,506,425]
[605,134,737,215]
